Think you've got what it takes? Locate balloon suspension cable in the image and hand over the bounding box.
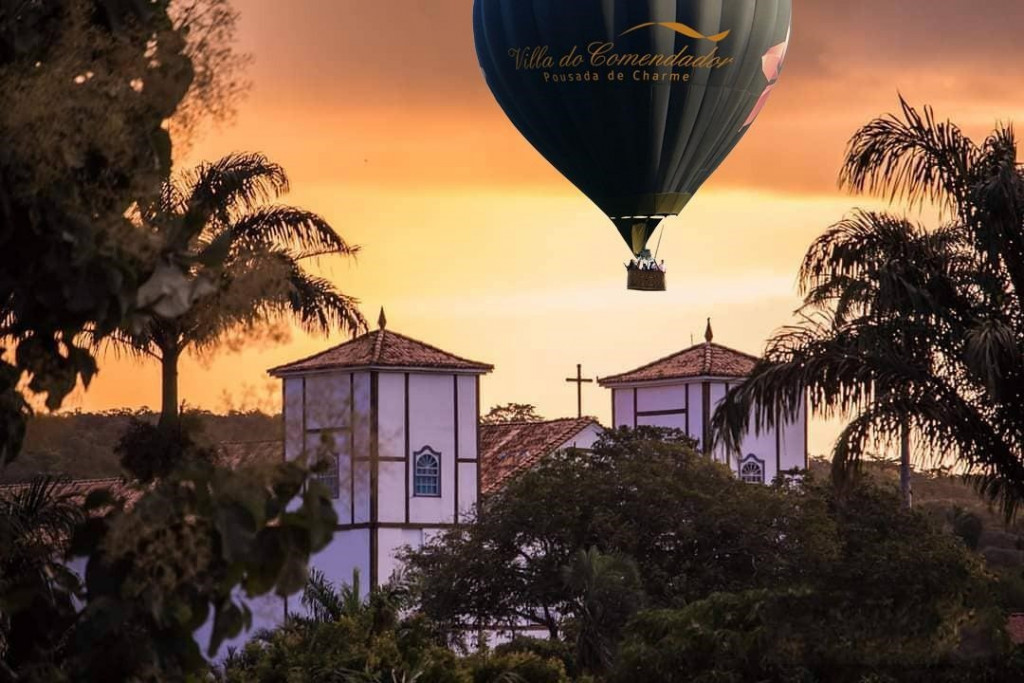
[653,219,666,260]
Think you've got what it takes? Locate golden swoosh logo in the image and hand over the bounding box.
[620,22,731,43]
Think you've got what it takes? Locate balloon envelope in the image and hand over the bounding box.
[474,0,792,255]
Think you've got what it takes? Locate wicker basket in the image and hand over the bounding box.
[627,268,666,291]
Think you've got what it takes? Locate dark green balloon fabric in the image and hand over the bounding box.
[474,0,792,255]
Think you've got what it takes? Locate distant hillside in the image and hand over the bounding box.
[0,410,282,484]
[809,456,1024,579]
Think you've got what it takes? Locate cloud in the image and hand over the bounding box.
[225,0,1024,196]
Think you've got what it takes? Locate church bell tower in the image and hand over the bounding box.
[269,310,493,594]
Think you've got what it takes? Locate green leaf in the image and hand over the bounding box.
[276,553,309,597]
[209,599,245,657]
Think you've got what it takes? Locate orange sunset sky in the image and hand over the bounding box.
[64,0,1024,456]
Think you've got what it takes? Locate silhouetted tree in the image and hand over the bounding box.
[481,403,545,424]
[715,98,1024,518]
[108,153,366,430]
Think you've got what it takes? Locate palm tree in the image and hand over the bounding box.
[0,476,84,671]
[116,153,367,430]
[712,98,1024,517]
[300,568,363,624]
[561,547,642,675]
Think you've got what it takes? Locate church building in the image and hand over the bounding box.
[268,310,493,595]
[267,314,807,599]
[598,321,807,483]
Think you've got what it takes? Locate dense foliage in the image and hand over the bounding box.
[0,477,83,676]
[480,403,546,424]
[0,450,338,681]
[402,428,1000,680]
[219,571,570,683]
[714,99,1024,518]
[0,3,346,678]
[0,0,229,464]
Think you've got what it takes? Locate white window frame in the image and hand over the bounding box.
[413,446,442,497]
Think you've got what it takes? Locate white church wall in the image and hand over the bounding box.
[457,375,478,521]
[687,383,703,445]
[312,528,371,600]
[458,462,477,520]
[377,372,408,525]
[354,459,371,524]
[612,389,633,428]
[378,373,406,461]
[607,378,806,487]
[379,461,406,523]
[304,372,351,432]
[284,378,303,461]
[636,385,684,413]
[561,423,603,450]
[376,527,424,586]
[352,373,372,525]
[457,375,477,461]
[638,413,685,430]
[709,382,727,414]
[353,373,371,459]
[780,407,807,472]
[408,374,456,525]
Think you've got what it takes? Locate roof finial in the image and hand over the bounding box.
[378,307,387,330]
[704,317,713,344]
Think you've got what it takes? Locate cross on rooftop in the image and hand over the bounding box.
[565,363,594,419]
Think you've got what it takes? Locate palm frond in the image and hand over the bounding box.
[179,247,367,352]
[177,153,289,246]
[228,206,360,258]
[963,318,1021,399]
[285,266,367,337]
[0,475,83,552]
[301,568,346,624]
[712,313,943,454]
[839,97,979,214]
[88,325,161,362]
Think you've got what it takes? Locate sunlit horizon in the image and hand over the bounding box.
[52,0,1024,460]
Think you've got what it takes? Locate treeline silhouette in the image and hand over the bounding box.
[0,409,281,484]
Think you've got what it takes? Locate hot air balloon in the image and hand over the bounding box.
[473,0,792,291]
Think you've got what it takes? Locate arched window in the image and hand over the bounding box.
[413,447,441,497]
[313,452,341,499]
[739,455,765,485]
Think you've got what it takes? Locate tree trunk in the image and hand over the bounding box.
[159,343,180,432]
[543,605,559,641]
[900,419,912,509]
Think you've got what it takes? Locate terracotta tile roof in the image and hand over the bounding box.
[480,417,601,495]
[267,328,493,376]
[598,342,760,385]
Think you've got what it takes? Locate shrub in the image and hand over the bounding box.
[468,651,568,683]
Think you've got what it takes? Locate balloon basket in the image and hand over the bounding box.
[627,269,666,292]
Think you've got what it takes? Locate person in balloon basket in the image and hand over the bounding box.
[625,251,665,272]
